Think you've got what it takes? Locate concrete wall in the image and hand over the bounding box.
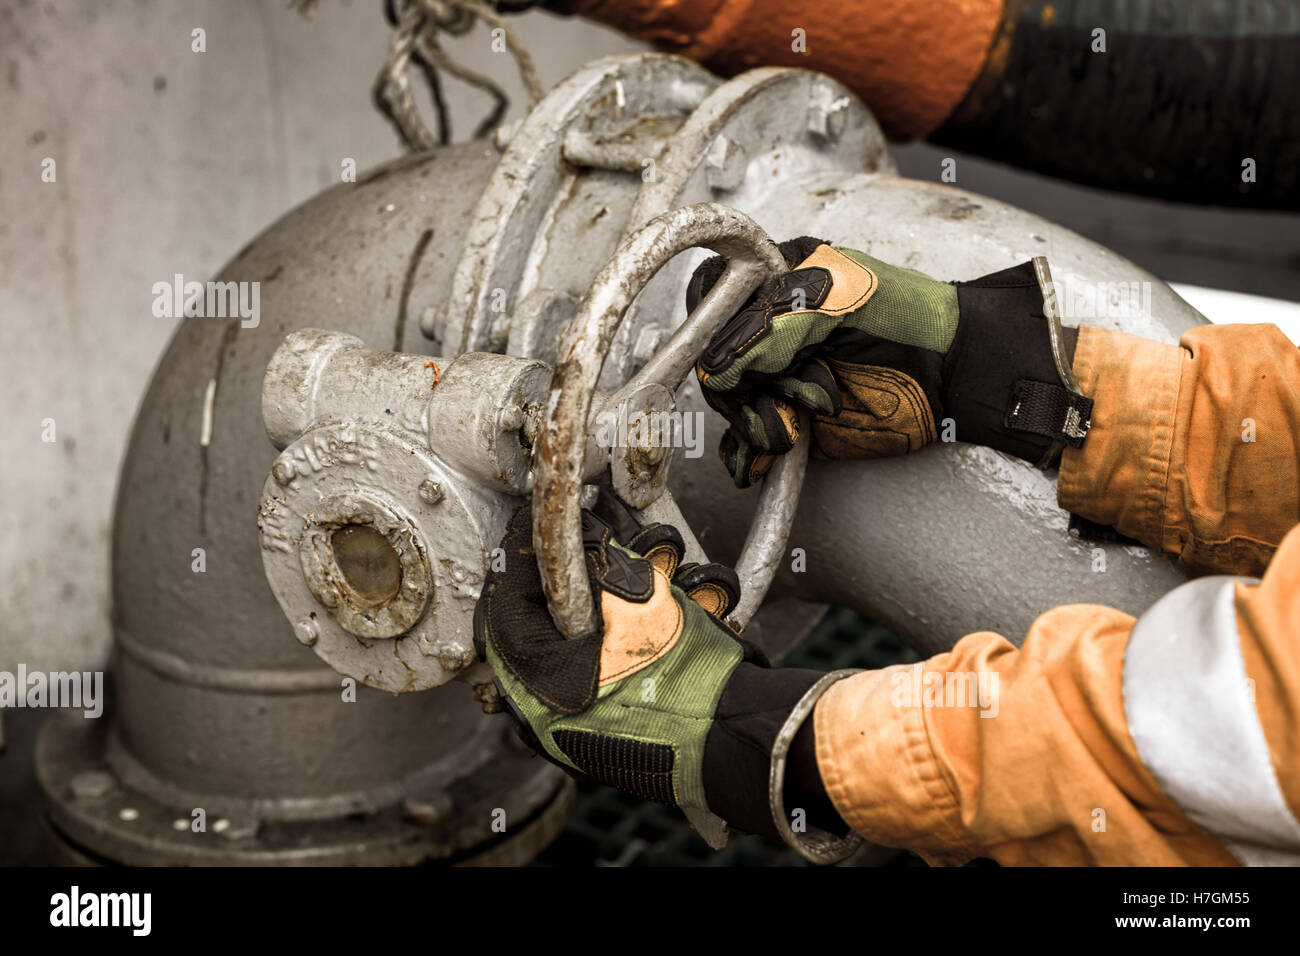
[0,0,640,674]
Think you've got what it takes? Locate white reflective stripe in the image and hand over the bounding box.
[1124,575,1300,865]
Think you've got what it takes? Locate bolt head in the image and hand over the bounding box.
[808,89,850,143]
[435,645,473,672]
[492,119,522,152]
[497,404,525,432]
[402,792,454,824]
[294,618,320,646]
[214,817,258,841]
[418,479,444,505]
[631,326,667,364]
[69,770,115,800]
[473,681,504,715]
[705,136,746,192]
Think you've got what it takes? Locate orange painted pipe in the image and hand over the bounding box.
[548,0,1008,141]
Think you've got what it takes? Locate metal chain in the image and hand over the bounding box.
[372,0,545,151]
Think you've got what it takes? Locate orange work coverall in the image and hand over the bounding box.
[814,322,1300,865]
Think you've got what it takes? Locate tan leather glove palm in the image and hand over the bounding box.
[691,240,1089,485]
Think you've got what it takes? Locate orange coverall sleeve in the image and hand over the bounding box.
[814,323,1300,865]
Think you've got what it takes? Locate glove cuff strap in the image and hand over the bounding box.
[945,257,1093,468]
[1024,256,1093,468]
[769,668,865,865]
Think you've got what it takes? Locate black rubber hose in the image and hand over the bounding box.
[931,0,1300,209]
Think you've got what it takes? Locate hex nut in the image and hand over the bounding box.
[69,770,115,800]
[418,479,444,505]
[808,87,850,143]
[705,136,746,192]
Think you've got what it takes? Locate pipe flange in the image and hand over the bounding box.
[298,492,432,640]
[626,67,891,230]
[602,68,891,389]
[259,421,499,693]
[435,53,718,354]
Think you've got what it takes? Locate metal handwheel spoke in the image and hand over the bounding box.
[533,202,808,639]
[725,411,810,629]
[618,259,779,398]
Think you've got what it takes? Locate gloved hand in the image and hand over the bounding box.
[474,505,858,857]
[691,239,1093,486]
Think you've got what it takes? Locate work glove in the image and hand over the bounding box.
[691,239,1094,486]
[474,504,861,860]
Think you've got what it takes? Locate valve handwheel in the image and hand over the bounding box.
[532,202,811,639]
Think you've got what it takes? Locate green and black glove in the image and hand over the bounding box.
[691,239,1093,486]
[474,505,861,859]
